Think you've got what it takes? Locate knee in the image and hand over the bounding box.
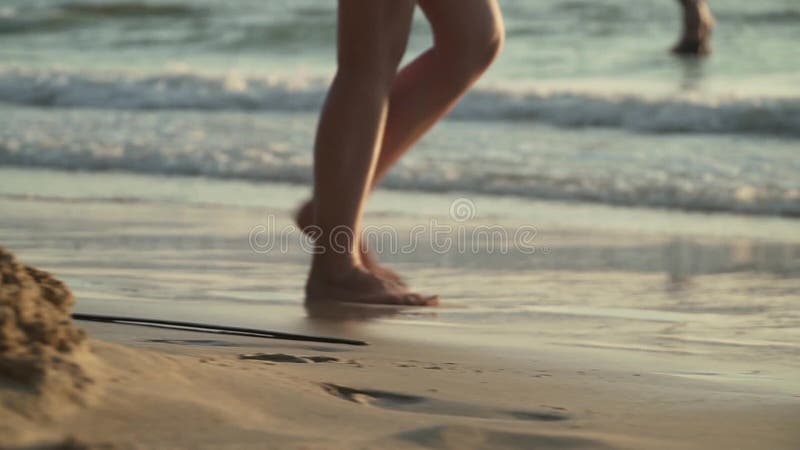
[471,19,505,70]
[437,16,505,80]
[337,37,408,90]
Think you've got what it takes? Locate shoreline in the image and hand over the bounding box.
[2,167,799,242]
[2,176,798,394]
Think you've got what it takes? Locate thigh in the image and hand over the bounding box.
[337,0,417,76]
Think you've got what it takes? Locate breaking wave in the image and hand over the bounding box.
[1,67,799,136]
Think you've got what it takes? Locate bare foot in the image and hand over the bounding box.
[306,264,437,306]
[294,200,407,286]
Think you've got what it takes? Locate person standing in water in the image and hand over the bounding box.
[672,0,715,55]
[296,1,504,305]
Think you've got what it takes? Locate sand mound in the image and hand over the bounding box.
[0,247,87,387]
[0,245,94,438]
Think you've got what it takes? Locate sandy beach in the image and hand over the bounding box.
[3,320,798,449]
[2,170,799,449]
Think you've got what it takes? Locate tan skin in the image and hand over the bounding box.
[302,0,504,305]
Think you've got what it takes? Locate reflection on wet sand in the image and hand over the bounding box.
[304,300,404,322]
[676,56,707,91]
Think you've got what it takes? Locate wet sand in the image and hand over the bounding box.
[1,172,799,449]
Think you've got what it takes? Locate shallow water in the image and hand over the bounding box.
[2,105,799,216]
[2,168,798,392]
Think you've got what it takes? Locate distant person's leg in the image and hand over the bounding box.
[672,0,715,55]
[306,0,435,305]
[298,0,504,283]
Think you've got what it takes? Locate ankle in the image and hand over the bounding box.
[309,253,362,280]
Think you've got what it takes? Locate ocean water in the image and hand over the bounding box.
[1,0,799,216]
[2,168,799,391]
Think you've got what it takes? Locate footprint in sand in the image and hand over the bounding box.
[387,425,611,450]
[320,383,569,422]
[239,353,340,364]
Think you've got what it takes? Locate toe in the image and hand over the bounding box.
[401,293,439,306]
[421,294,439,306]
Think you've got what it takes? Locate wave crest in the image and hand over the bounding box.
[1,68,799,136]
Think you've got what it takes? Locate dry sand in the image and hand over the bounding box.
[0,245,797,450]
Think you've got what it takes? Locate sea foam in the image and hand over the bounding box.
[2,67,799,136]
[1,102,798,217]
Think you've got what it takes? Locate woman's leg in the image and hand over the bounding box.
[299,0,504,281]
[306,0,435,305]
[371,0,504,185]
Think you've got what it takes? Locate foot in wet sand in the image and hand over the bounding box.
[306,264,437,306]
[295,200,407,286]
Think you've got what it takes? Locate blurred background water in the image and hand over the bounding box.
[1,0,799,216]
[2,0,800,86]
